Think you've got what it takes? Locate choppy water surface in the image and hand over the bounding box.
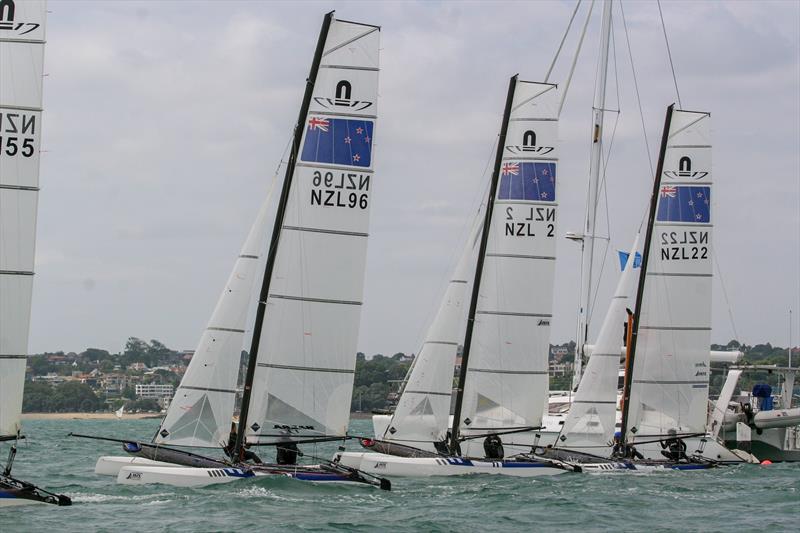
[3,419,798,532]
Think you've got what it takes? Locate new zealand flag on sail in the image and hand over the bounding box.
[497,162,556,202]
[656,185,710,223]
[300,116,373,168]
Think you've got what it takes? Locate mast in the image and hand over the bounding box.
[619,104,674,444]
[448,75,518,455]
[233,11,334,458]
[573,0,614,390]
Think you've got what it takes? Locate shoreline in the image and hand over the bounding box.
[22,412,162,420]
[23,411,377,421]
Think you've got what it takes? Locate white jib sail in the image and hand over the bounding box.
[154,198,272,448]
[460,81,559,437]
[558,233,641,450]
[0,0,47,439]
[244,18,380,444]
[383,219,481,444]
[626,109,713,441]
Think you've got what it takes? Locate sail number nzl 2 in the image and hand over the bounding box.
[659,230,709,261]
[504,205,556,237]
[310,169,370,210]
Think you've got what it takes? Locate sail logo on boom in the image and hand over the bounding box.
[505,130,554,155]
[314,80,373,112]
[0,0,40,36]
[663,156,708,180]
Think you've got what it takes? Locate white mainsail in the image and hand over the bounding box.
[243,18,380,444]
[154,199,272,448]
[383,221,480,445]
[557,234,640,450]
[0,0,47,439]
[626,108,712,441]
[459,80,560,437]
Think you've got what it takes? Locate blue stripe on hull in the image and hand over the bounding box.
[670,464,712,471]
[288,473,351,482]
[501,462,553,468]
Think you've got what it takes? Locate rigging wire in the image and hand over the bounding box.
[558,0,595,116]
[619,0,654,179]
[588,18,622,326]
[656,0,683,108]
[714,251,741,343]
[545,0,583,83]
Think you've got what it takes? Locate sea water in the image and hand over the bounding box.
[2,418,798,532]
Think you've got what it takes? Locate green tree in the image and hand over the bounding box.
[22,381,55,412]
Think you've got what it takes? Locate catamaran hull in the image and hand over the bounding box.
[0,475,71,507]
[573,461,715,473]
[334,452,568,477]
[117,465,256,487]
[95,456,186,477]
[116,464,381,488]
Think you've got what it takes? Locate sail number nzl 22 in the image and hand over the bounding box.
[310,169,370,209]
[659,230,709,261]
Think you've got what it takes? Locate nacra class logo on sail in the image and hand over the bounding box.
[0,0,40,36]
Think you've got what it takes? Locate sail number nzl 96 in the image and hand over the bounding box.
[504,205,556,237]
[310,170,369,209]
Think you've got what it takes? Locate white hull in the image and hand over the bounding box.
[574,461,715,473]
[114,463,375,488]
[95,456,185,477]
[334,452,567,478]
[554,436,756,465]
[372,412,754,465]
[371,413,563,456]
[0,498,47,508]
[117,465,255,487]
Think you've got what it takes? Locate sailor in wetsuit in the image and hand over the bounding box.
[660,429,688,462]
[223,423,263,464]
[276,441,299,465]
[483,434,504,460]
[612,431,644,460]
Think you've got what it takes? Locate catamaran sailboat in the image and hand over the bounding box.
[82,11,390,489]
[0,0,71,506]
[334,75,571,477]
[538,105,757,471]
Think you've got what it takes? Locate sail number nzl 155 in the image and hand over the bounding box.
[310,169,370,210]
[0,111,37,158]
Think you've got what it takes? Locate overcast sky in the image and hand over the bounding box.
[30,0,799,356]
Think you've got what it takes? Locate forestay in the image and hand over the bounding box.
[383,221,480,445]
[0,0,47,439]
[154,200,271,448]
[626,109,712,441]
[460,81,559,436]
[244,18,380,444]
[558,234,641,450]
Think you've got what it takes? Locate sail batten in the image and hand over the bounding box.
[0,0,47,439]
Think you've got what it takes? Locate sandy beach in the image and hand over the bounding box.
[22,412,163,420]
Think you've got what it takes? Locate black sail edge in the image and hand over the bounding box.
[448,75,519,455]
[233,12,335,459]
[618,104,675,446]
